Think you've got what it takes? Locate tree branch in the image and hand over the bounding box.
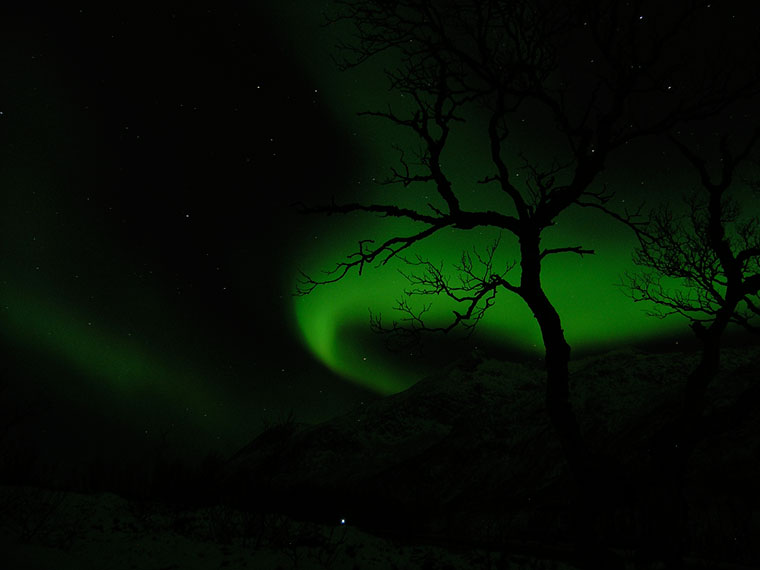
[540,246,595,259]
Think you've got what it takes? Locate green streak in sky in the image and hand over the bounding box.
[0,284,227,427]
[283,4,693,394]
[293,267,415,395]
[292,212,686,395]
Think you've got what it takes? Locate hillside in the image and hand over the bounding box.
[2,346,759,569]
[223,346,760,565]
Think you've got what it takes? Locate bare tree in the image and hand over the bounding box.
[629,130,760,422]
[624,129,760,563]
[297,0,760,564]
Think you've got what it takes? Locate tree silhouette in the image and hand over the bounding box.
[629,131,760,418]
[624,130,760,563]
[297,0,760,564]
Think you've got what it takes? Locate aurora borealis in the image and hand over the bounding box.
[1,1,757,468]
[286,3,731,393]
[0,3,376,460]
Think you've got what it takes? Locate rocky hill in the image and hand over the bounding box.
[222,346,760,565]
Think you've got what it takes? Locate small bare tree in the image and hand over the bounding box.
[629,130,760,422]
[624,129,760,563]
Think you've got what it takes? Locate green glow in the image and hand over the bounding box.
[281,4,733,395]
[292,211,686,395]
[0,284,229,428]
[292,242,419,394]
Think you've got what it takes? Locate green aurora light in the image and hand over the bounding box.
[0,284,233,432]
[291,212,688,395]
[282,4,733,395]
[2,3,752,409]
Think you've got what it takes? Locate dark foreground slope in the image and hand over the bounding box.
[3,346,758,569]
[223,346,760,566]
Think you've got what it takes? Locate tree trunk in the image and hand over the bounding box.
[531,292,588,476]
[519,232,588,478]
[639,327,725,568]
[519,234,623,568]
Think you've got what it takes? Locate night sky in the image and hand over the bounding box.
[0,2,374,463]
[1,2,758,467]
